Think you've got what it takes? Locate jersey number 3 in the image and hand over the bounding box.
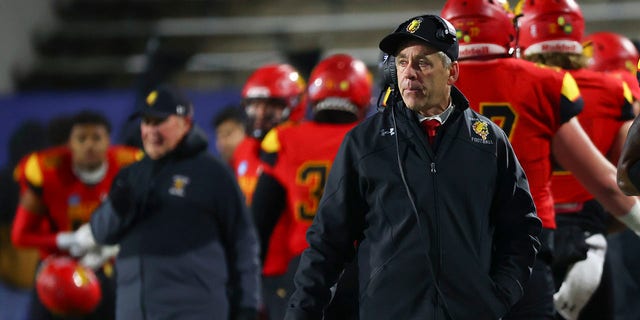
[296,161,330,222]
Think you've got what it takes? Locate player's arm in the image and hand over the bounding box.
[10,152,67,250]
[252,128,287,263]
[10,187,57,249]
[552,118,640,235]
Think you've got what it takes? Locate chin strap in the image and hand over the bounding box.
[73,162,108,185]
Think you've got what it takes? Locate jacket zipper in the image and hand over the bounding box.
[431,160,442,319]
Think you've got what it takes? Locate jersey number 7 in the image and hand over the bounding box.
[479,103,518,139]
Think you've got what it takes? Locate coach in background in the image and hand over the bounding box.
[285,14,541,320]
[82,85,261,320]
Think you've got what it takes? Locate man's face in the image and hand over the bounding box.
[68,124,110,171]
[140,115,191,160]
[215,119,246,162]
[244,98,287,138]
[395,41,458,116]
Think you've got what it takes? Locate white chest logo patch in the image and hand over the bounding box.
[169,175,190,197]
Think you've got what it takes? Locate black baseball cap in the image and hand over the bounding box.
[379,14,459,61]
[130,85,194,119]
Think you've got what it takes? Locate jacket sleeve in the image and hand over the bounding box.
[89,199,131,245]
[251,171,286,264]
[89,167,136,245]
[285,134,366,320]
[218,166,261,314]
[490,129,542,310]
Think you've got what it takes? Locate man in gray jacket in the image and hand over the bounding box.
[81,85,261,319]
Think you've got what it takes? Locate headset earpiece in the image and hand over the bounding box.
[377,54,398,110]
[381,54,397,89]
[432,15,457,44]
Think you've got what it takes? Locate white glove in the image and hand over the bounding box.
[55,231,76,250]
[554,233,607,320]
[55,224,96,257]
[80,245,119,270]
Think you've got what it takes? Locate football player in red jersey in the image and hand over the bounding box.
[583,32,640,114]
[230,63,307,318]
[11,110,141,320]
[231,63,307,204]
[251,54,372,320]
[443,0,640,319]
[517,0,640,319]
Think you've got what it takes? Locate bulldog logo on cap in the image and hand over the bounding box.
[146,91,158,106]
[129,84,193,120]
[406,18,422,34]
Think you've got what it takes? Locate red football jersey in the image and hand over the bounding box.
[230,135,292,275]
[552,68,635,207]
[614,71,640,102]
[262,121,357,260]
[15,145,141,258]
[457,58,582,229]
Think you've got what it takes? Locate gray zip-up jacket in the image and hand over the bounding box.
[91,126,260,320]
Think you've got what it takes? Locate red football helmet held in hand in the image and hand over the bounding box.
[35,255,102,316]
